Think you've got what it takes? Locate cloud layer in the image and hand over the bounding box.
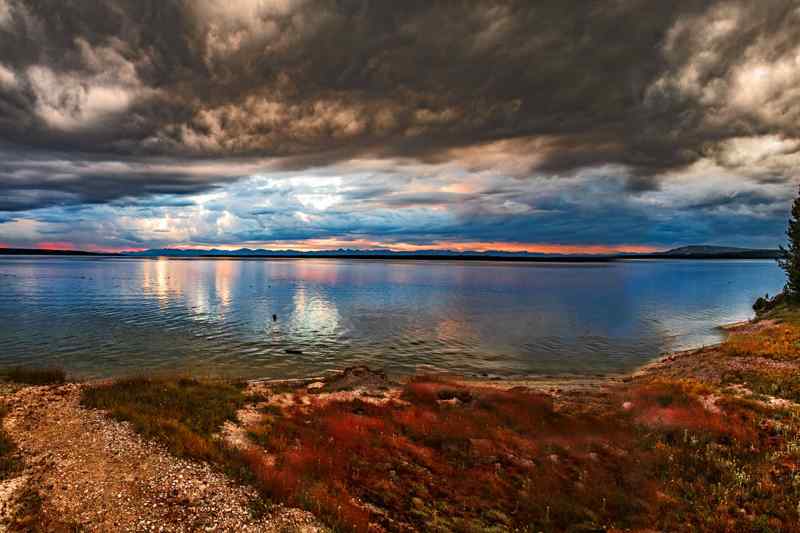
[0,0,798,250]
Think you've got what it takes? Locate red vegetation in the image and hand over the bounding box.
[240,376,786,531]
[626,380,750,438]
[244,379,667,531]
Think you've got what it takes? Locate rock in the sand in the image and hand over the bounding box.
[306,382,325,393]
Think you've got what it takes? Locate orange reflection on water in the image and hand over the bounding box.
[288,260,341,285]
[140,257,181,307]
[435,317,478,344]
[214,260,235,312]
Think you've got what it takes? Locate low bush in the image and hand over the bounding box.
[753,291,787,315]
[76,346,800,531]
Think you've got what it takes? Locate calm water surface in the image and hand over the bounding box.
[0,256,785,379]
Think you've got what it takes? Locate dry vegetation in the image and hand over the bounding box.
[64,304,800,531]
[81,377,248,465]
[721,322,800,360]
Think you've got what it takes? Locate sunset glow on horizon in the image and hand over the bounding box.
[122,240,662,255]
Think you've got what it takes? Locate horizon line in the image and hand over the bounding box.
[0,243,782,257]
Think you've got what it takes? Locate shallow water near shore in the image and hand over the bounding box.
[0,256,784,379]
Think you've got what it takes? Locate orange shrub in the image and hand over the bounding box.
[721,323,800,360]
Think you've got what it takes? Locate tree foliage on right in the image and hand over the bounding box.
[778,185,800,300]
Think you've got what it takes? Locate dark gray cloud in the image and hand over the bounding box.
[1,3,798,182]
[0,142,267,211]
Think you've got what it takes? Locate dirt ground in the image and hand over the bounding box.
[0,383,325,532]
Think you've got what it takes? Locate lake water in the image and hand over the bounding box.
[0,256,785,379]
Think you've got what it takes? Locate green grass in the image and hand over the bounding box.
[724,369,800,403]
[756,299,800,325]
[81,377,247,463]
[1,367,66,385]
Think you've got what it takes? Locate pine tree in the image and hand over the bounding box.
[778,185,800,299]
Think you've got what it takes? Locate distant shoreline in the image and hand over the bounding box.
[0,248,782,261]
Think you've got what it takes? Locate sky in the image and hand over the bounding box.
[0,1,798,253]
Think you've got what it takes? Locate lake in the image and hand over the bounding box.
[0,256,785,379]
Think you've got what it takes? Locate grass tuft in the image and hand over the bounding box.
[755,299,800,324]
[81,376,246,463]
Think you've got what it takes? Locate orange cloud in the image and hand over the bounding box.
[85,244,148,254]
[36,241,76,251]
[163,239,661,255]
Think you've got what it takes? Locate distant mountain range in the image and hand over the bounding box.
[121,247,610,262]
[0,245,782,260]
[622,245,782,260]
[125,247,536,257]
[667,245,776,256]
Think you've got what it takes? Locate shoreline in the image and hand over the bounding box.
[244,318,747,393]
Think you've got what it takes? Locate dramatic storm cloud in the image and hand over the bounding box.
[0,0,798,251]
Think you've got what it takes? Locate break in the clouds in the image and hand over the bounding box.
[0,0,799,251]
